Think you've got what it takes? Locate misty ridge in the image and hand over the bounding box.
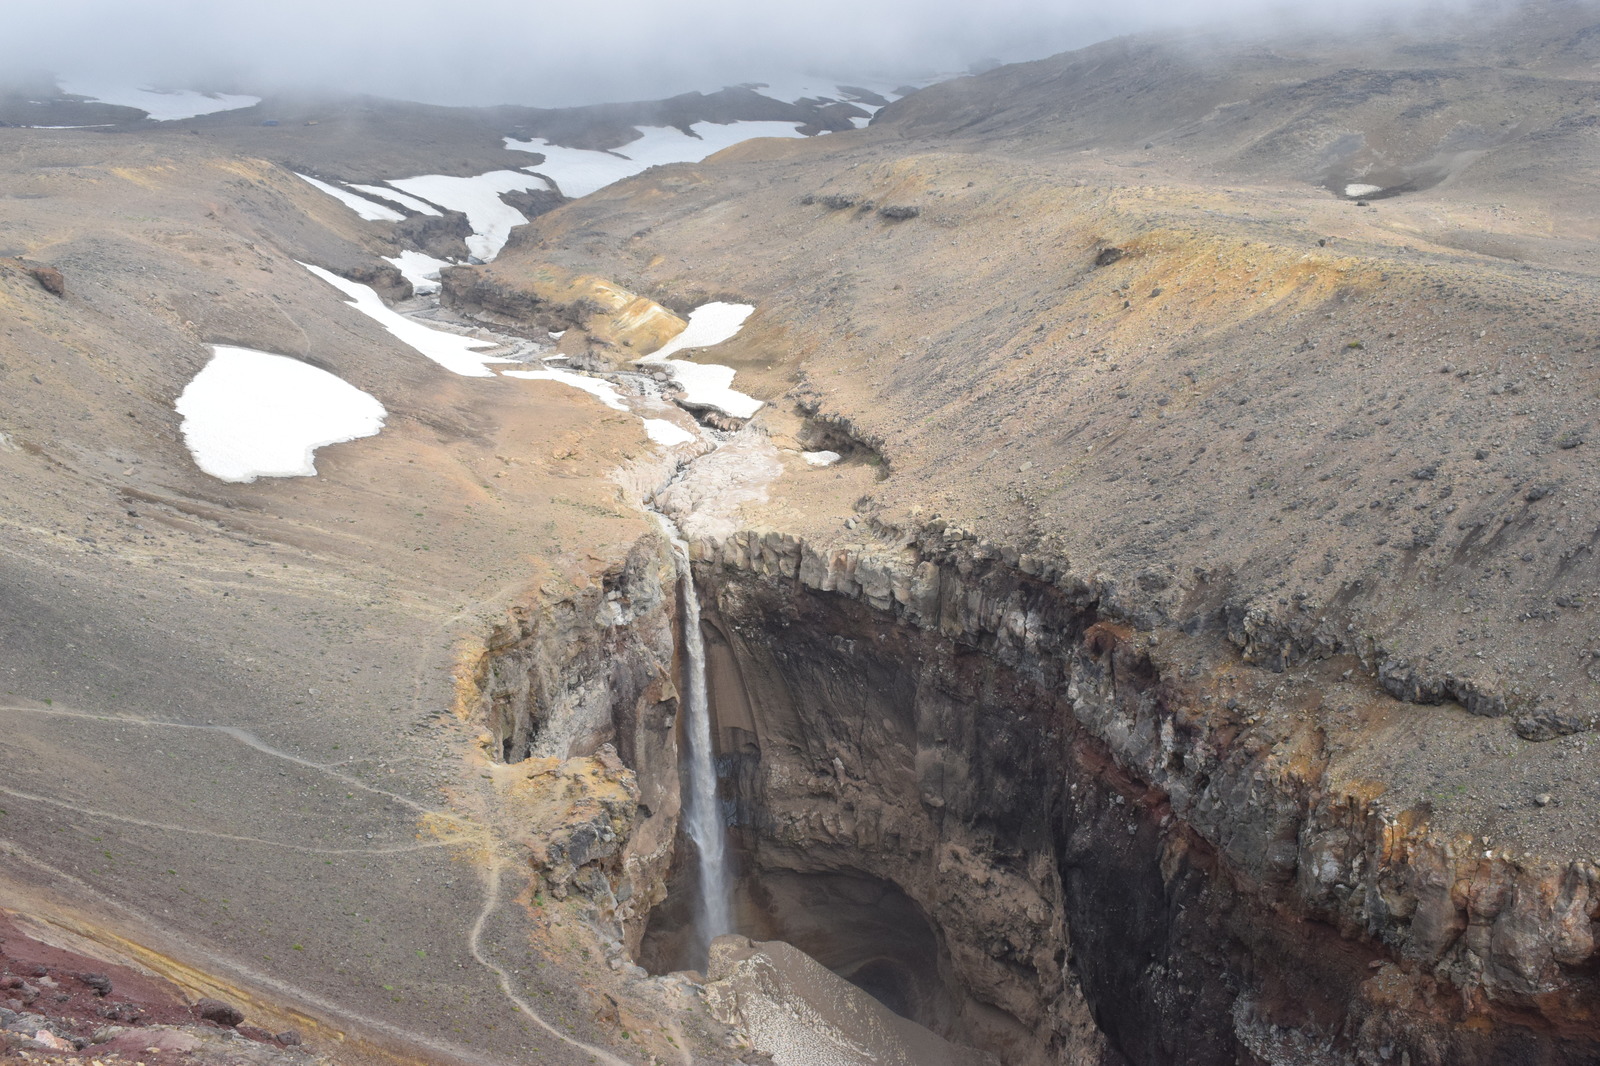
[3,0,1577,108]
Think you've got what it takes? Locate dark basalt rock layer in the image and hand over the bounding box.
[673,528,1600,1065]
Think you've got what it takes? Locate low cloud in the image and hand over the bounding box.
[2,0,1555,107]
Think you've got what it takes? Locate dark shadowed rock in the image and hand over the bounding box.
[1513,710,1591,741]
[500,187,567,221]
[838,86,890,107]
[25,263,64,296]
[395,209,472,260]
[194,998,243,1027]
[76,973,111,997]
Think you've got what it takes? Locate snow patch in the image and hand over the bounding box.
[502,368,629,410]
[740,73,912,107]
[802,451,841,467]
[637,302,762,419]
[294,173,405,222]
[649,302,755,360]
[506,121,807,199]
[644,418,696,447]
[647,358,763,420]
[386,170,555,260]
[300,262,503,377]
[176,345,385,483]
[382,250,452,295]
[56,78,260,121]
[741,76,854,105]
[1345,183,1383,198]
[350,184,442,216]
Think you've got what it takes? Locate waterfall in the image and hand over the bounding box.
[666,530,733,952]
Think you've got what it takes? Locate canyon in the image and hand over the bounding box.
[5,3,1600,1064]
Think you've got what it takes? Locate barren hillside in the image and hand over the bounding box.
[4,4,1600,1065]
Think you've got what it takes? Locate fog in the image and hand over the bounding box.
[1,0,1551,108]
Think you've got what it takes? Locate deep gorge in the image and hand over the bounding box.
[468,513,1600,1065]
[11,12,1600,1066]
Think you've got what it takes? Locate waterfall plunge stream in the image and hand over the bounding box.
[665,528,733,954]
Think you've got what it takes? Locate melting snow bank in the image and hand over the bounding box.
[802,451,841,467]
[351,184,441,216]
[651,430,785,543]
[55,79,260,121]
[300,262,505,377]
[506,121,808,199]
[637,302,763,420]
[176,346,385,483]
[504,371,708,455]
[650,302,754,359]
[743,76,890,105]
[294,174,405,222]
[382,250,452,296]
[644,418,696,446]
[645,359,764,420]
[298,264,707,452]
[1345,183,1383,197]
[502,367,628,410]
[386,171,555,260]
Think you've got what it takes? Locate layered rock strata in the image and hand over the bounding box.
[442,260,685,355]
[682,525,1600,1066]
[455,531,685,954]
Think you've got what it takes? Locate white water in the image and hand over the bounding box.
[665,528,733,951]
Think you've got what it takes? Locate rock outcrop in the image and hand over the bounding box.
[505,746,643,905]
[442,259,685,356]
[678,524,1600,1065]
[454,531,685,952]
[0,257,64,297]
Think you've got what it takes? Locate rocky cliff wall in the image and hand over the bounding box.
[454,531,685,953]
[687,526,1600,1066]
[442,259,686,357]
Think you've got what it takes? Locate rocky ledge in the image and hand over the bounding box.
[669,521,1600,1066]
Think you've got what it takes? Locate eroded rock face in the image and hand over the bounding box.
[461,534,677,764]
[26,262,64,297]
[456,531,685,951]
[442,259,685,356]
[696,546,1104,1064]
[507,745,641,905]
[393,209,472,261]
[688,527,1600,1066]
